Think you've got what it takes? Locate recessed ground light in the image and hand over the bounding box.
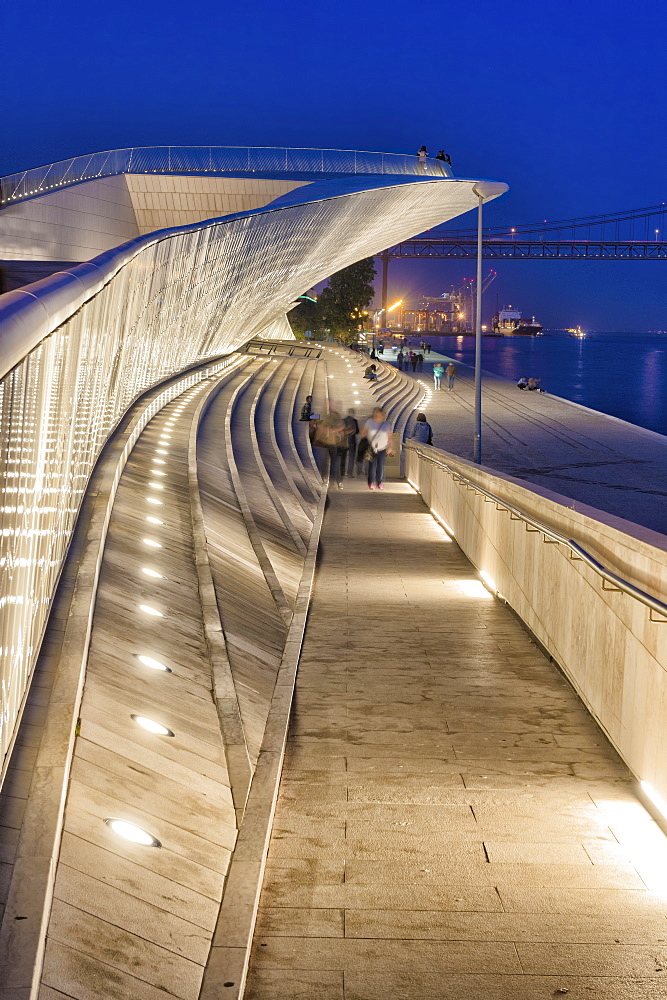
[146,497,162,505]
[136,654,170,671]
[146,516,163,525]
[143,538,162,548]
[153,459,166,465]
[105,818,161,847]
[141,568,163,578]
[149,483,164,489]
[155,449,168,455]
[151,470,166,476]
[457,580,493,599]
[139,604,164,617]
[132,715,174,737]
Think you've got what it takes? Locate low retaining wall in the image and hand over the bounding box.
[405,442,667,808]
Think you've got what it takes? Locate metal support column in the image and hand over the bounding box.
[473,192,483,464]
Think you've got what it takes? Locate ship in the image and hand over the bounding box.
[492,307,543,336]
[567,325,586,338]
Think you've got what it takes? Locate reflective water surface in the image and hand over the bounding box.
[425,332,667,435]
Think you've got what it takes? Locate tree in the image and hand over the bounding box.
[288,295,319,340]
[288,258,377,344]
[317,258,377,344]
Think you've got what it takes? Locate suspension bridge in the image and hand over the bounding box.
[383,202,667,259]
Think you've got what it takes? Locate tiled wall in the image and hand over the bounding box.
[0,174,309,262]
[125,175,308,234]
[0,175,139,261]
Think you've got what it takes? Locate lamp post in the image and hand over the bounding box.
[473,189,484,464]
[374,309,384,353]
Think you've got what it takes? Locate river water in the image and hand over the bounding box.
[416,332,667,436]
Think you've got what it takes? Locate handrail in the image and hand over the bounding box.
[407,442,667,622]
[0,145,452,207]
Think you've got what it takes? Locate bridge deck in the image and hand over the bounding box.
[246,478,667,1000]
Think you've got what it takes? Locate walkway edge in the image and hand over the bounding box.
[188,368,254,822]
[198,481,329,1000]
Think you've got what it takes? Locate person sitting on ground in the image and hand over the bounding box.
[364,363,378,380]
[516,377,528,390]
[411,413,433,445]
[300,394,313,419]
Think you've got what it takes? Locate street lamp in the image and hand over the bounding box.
[374,308,384,352]
[473,188,485,464]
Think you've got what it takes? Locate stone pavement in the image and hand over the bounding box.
[245,479,667,999]
[391,360,667,538]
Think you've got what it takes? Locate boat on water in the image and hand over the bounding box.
[492,307,543,336]
[568,326,586,338]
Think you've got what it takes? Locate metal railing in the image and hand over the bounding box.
[407,442,667,622]
[0,145,452,207]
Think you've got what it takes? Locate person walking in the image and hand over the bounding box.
[410,413,433,445]
[416,353,424,372]
[313,409,346,489]
[433,362,444,390]
[342,409,359,477]
[397,349,405,371]
[361,407,394,491]
[410,352,418,373]
[445,361,457,392]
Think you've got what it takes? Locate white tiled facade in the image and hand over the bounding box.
[0,175,139,260]
[125,174,307,234]
[0,174,308,261]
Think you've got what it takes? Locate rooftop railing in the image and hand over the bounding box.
[0,146,452,207]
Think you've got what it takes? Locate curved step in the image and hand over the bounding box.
[250,364,309,558]
[226,365,294,621]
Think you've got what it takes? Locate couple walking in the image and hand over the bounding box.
[312,408,359,488]
[433,361,457,391]
[313,407,393,491]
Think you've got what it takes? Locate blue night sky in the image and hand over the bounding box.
[3,0,666,330]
